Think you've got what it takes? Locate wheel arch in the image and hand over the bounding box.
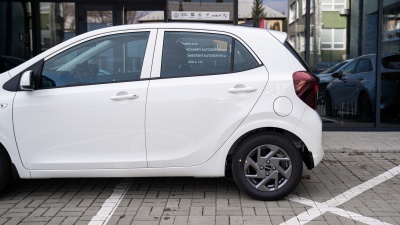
[357,89,375,114]
[0,142,20,180]
[225,127,315,171]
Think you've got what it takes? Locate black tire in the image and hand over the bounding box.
[232,133,302,201]
[325,93,337,116]
[0,147,12,193]
[358,92,373,122]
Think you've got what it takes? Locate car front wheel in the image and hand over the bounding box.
[232,133,303,200]
[0,147,11,193]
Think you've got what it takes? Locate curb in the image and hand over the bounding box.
[323,148,400,153]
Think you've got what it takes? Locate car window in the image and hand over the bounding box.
[161,32,260,78]
[382,55,400,70]
[342,60,358,77]
[355,58,373,73]
[40,32,149,88]
[320,61,348,74]
[161,32,232,78]
[233,40,259,72]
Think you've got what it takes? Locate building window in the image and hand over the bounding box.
[296,0,300,19]
[289,36,296,47]
[299,32,305,52]
[321,28,346,50]
[311,0,314,13]
[289,3,296,24]
[302,0,306,15]
[321,0,346,11]
[40,2,76,52]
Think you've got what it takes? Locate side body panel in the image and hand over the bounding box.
[0,73,31,178]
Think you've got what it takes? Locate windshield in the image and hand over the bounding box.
[320,61,348,74]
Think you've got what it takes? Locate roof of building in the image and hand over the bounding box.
[138,0,286,22]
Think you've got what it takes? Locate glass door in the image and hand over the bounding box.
[79,5,115,34]
[78,4,164,35]
[122,7,164,25]
[380,0,400,127]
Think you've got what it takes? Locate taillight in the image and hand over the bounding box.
[292,71,320,110]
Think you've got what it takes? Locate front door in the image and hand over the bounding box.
[13,30,156,170]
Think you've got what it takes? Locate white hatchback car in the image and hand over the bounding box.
[0,23,323,200]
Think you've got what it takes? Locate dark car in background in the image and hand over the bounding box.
[325,54,400,120]
[317,59,353,103]
[0,55,25,73]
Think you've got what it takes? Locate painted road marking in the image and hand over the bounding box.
[280,165,400,225]
[88,178,133,225]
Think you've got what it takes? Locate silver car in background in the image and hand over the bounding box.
[325,54,400,120]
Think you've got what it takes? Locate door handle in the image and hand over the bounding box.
[110,94,139,101]
[228,87,257,93]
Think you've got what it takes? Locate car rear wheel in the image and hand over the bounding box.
[0,147,11,193]
[232,133,302,201]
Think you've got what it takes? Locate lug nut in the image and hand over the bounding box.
[260,166,264,170]
[267,160,270,164]
[272,167,276,170]
[266,172,270,176]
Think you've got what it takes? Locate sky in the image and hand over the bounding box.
[264,0,288,16]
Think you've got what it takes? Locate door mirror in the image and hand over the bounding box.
[20,70,35,91]
[331,71,342,79]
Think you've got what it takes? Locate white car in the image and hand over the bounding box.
[0,23,323,200]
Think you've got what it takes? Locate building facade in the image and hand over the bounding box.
[288,0,400,130]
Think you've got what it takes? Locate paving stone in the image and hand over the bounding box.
[47,217,65,225]
[0,218,8,225]
[3,218,23,225]
[2,151,400,225]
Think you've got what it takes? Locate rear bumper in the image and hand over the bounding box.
[294,106,324,168]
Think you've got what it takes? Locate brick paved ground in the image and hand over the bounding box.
[0,152,399,225]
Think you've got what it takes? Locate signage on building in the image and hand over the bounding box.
[171,11,230,21]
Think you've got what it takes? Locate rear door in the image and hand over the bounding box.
[145,30,268,167]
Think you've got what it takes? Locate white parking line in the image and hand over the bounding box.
[88,178,133,225]
[280,165,400,225]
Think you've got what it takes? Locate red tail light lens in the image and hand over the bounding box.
[292,71,320,110]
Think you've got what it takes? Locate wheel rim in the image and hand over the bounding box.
[243,144,292,192]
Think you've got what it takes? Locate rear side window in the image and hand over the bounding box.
[233,40,259,72]
[161,32,260,78]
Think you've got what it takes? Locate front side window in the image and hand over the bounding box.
[41,32,149,88]
[161,32,260,78]
[342,60,358,77]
